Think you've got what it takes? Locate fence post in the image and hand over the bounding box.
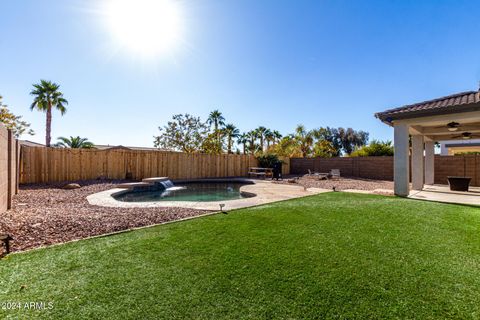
[15,140,19,194]
[7,130,13,209]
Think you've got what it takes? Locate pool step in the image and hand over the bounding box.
[141,177,169,183]
[117,182,152,189]
[117,177,172,189]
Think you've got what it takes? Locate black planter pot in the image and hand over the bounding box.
[447,176,471,192]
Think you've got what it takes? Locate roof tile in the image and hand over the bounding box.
[376,90,480,123]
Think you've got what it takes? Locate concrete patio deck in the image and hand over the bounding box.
[87,179,331,211]
[408,184,480,206]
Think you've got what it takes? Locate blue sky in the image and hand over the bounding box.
[1,0,479,147]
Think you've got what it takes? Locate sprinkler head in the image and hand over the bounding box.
[219,203,226,213]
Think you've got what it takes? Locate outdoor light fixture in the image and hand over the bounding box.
[452,132,474,140]
[447,122,460,132]
[219,203,225,212]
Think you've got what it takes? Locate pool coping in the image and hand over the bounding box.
[86,178,330,210]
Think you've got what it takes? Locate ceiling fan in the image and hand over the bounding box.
[451,132,480,140]
[434,121,461,132]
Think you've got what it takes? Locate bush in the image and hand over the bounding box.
[256,154,282,168]
[350,140,394,157]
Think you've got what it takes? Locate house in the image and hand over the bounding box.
[19,140,45,147]
[439,139,480,155]
[93,144,172,152]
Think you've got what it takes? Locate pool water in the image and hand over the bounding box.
[114,182,254,202]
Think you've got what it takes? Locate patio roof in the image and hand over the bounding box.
[375,90,480,125]
[375,87,480,197]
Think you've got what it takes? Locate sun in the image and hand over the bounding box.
[102,0,184,58]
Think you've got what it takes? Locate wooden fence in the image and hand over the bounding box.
[0,124,18,212]
[19,147,291,184]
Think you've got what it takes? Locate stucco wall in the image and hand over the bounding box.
[290,156,394,181]
[291,155,480,187]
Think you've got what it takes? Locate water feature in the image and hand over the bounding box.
[114,181,254,202]
[159,179,175,189]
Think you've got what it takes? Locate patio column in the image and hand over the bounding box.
[411,135,424,191]
[424,140,435,185]
[394,123,410,196]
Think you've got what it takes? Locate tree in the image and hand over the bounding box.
[350,140,394,157]
[272,135,302,157]
[272,130,282,144]
[247,130,258,154]
[336,127,369,155]
[0,95,34,138]
[312,126,368,156]
[201,132,224,154]
[55,136,94,149]
[293,124,314,157]
[313,140,337,158]
[207,109,225,146]
[30,80,68,147]
[255,126,268,151]
[154,114,208,153]
[265,129,274,149]
[237,133,249,154]
[223,123,239,154]
[206,109,225,131]
[311,127,341,156]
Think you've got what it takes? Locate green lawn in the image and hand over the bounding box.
[1,193,480,319]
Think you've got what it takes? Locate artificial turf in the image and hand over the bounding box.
[1,192,480,319]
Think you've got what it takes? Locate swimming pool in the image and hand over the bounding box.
[114,181,255,202]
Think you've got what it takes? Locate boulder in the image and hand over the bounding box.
[62,183,81,190]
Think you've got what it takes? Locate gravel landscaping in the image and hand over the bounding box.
[276,175,394,193]
[0,180,209,253]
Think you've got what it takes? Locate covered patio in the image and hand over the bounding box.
[376,89,480,205]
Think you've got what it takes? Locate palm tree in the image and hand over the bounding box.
[30,80,68,147]
[247,130,258,154]
[237,133,249,154]
[264,129,274,149]
[272,130,282,144]
[206,110,225,131]
[294,124,314,157]
[55,136,94,149]
[255,126,268,151]
[223,124,240,154]
[207,109,225,146]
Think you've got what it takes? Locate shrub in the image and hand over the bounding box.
[350,140,394,157]
[256,154,282,168]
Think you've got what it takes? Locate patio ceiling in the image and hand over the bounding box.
[407,119,480,141]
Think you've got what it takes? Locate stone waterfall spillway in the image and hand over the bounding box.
[158,179,185,191]
[159,179,175,189]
